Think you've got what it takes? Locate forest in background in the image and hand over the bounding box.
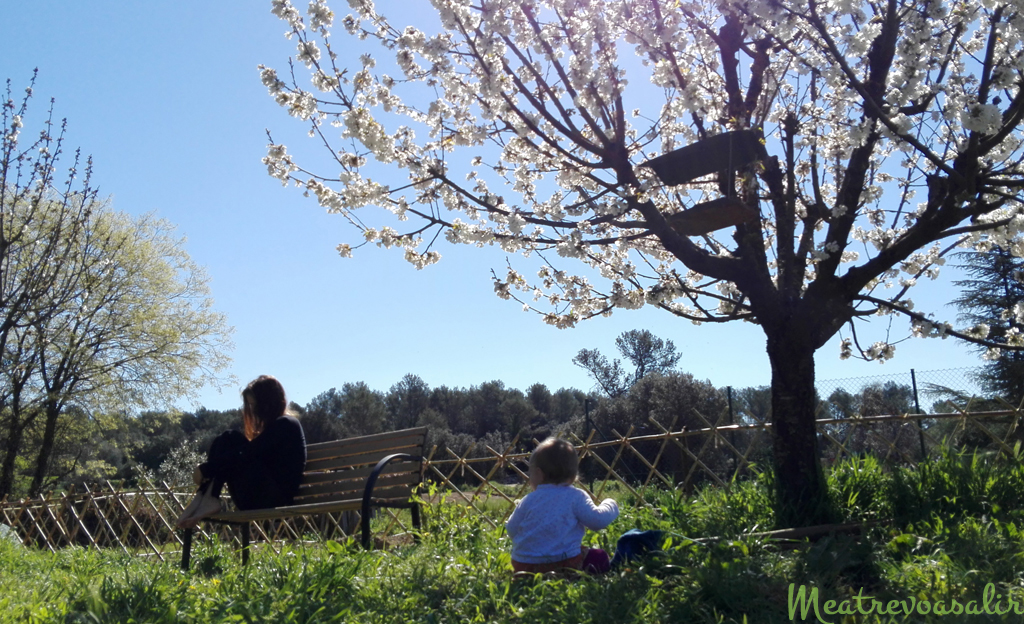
[2,363,984,500]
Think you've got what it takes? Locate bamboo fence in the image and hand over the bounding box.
[1,404,1021,557]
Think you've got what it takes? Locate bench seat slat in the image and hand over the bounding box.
[210,496,416,523]
[296,484,417,506]
[300,462,416,487]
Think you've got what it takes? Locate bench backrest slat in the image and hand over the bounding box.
[300,462,412,487]
[305,426,427,452]
[305,428,427,462]
[295,426,427,506]
[304,446,425,474]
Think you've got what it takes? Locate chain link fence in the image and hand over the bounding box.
[809,366,1020,464]
[814,367,985,416]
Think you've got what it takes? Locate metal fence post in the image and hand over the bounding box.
[726,386,737,454]
[911,369,927,458]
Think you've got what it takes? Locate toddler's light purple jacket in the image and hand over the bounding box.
[505,483,619,564]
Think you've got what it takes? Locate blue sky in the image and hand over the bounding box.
[0,1,983,412]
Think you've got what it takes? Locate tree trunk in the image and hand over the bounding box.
[0,418,27,500]
[28,399,60,496]
[766,331,836,528]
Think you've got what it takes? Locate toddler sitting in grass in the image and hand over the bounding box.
[505,437,619,574]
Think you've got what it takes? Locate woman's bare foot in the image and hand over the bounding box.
[176,493,223,529]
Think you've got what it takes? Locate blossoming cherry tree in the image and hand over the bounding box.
[262,0,1024,525]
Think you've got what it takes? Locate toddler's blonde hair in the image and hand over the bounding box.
[530,437,578,484]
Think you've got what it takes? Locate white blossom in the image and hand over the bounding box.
[271,0,304,30]
[308,0,334,31]
[311,71,339,92]
[962,103,1002,135]
[839,339,853,360]
[296,40,322,68]
[404,248,441,269]
[968,323,991,339]
[864,342,895,361]
[262,143,298,185]
[258,66,287,95]
[1008,326,1024,347]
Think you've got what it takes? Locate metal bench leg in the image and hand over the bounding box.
[361,509,371,549]
[241,523,251,566]
[181,528,193,571]
[411,502,421,543]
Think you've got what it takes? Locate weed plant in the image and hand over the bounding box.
[3,449,1024,622]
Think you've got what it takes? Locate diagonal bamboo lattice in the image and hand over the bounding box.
[2,406,1022,554]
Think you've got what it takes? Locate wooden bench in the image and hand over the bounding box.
[180,426,427,570]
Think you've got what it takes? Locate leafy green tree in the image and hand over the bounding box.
[592,372,725,435]
[302,388,346,444]
[497,390,539,440]
[25,210,233,495]
[823,382,919,460]
[729,385,774,467]
[1,76,100,499]
[952,248,1024,402]
[550,388,588,426]
[587,372,727,484]
[428,385,470,433]
[572,349,629,398]
[573,329,681,397]
[0,77,233,498]
[734,386,772,425]
[824,389,855,422]
[462,381,510,439]
[385,374,430,431]
[15,404,94,493]
[415,406,449,436]
[526,383,553,419]
[179,407,241,445]
[151,437,205,487]
[103,411,186,482]
[337,382,388,437]
[858,382,915,417]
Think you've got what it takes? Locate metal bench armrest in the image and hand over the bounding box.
[361,453,422,548]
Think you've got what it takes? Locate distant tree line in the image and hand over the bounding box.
[5,328,1021,498]
[4,365,750,495]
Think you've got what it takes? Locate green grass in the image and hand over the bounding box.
[5,449,1024,622]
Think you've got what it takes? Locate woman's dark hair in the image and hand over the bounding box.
[241,375,288,440]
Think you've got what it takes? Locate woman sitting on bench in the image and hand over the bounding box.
[176,375,307,529]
